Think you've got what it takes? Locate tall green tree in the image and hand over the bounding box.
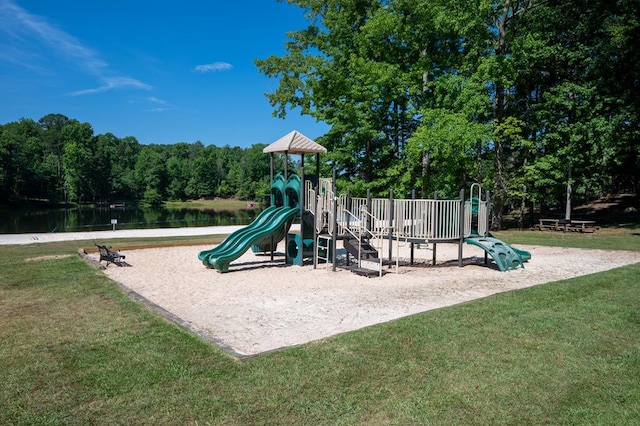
[61,120,94,202]
[515,0,640,215]
[258,0,639,228]
[166,142,203,201]
[111,136,141,200]
[134,145,170,205]
[38,113,71,202]
[186,145,222,199]
[0,119,43,201]
[257,0,495,198]
[257,0,419,195]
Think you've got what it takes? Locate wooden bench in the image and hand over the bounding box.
[95,244,126,266]
[536,218,560,231]
[533,219,598,233]
[564,220,598,233]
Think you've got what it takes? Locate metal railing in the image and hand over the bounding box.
[393,199,462,241]
[309,187,477,242]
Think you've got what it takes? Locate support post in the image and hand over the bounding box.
[270,153,274,261]
[458,188,465,267]
[410,189,415,265]
[313,181,319,270]
[433,191,438,266]
[485,190,491,237]
[332,168,338,272]
[345,188,351,267]
[284,151,288,180]
[388,189,394,264]
[294,162,305,267]
[484,190,491,265]
[269,154,274,205]
[300,162,305,234]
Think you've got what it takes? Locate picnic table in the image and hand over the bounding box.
[536,218,561,231]
[564,220,598,233]
[534,218,598,233]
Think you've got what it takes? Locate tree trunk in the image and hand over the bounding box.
[565,165,572,221]
[421,150,430,198]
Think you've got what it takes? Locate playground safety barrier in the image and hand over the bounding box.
[307,181,490,243]
[336,197,465,242]
[302,176,495,272]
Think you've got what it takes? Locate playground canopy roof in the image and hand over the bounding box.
[263,130,327,155]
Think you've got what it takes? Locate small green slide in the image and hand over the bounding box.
[465,236,531,272]
[197,205,280,262]
[200,206,299,273]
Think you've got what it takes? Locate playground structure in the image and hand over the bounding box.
[199,131,531,274]
[305,177,531,276]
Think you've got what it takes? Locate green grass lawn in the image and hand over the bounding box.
[1,229,639,425]
[163,198,259,210]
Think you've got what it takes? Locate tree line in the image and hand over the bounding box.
[0,113,280,205]
[257,0,639,227]
[2,1,639,229]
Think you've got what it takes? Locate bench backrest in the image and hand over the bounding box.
[96,244,109,253]
[95,244,117,260]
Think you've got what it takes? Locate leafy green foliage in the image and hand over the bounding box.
[2,0,638,222]
[0,115,272,204]
[257,0,639,227]
[141,188,163,207]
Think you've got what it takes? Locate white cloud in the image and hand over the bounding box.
[106,77,152,90]
[1,0,150,96]
[148,96,169,105]
[66,77,152,97]
[146,96,174,111]
[1,1,106,74]
[194,62,233,72]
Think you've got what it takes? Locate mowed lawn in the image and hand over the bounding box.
[1,230,639,425]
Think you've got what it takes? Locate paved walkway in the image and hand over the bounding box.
[0,226,245,246]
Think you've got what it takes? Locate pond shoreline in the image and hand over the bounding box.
[0,203,262,235]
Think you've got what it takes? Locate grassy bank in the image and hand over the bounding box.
[1,229,639,424]
[493,226,640,252]
[163,198,260,210]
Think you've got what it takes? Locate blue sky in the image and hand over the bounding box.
[0,0,328,148]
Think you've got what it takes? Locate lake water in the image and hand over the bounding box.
[0,204,262,234]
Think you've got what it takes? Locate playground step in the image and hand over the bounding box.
[353,258,383,277]
[360,246,378,258]
[343,237,379,259]
[351,267,383,278]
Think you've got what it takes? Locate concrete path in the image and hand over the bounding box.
[0,226,245,245]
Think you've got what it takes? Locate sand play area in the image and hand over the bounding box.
[92,240,640,358]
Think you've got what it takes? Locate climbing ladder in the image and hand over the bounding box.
[308,178,336,270]
[339,206,387,277]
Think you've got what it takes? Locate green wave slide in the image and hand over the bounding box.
[465,236,532,272]
[197,205,279,262]
[199,206,299,273]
